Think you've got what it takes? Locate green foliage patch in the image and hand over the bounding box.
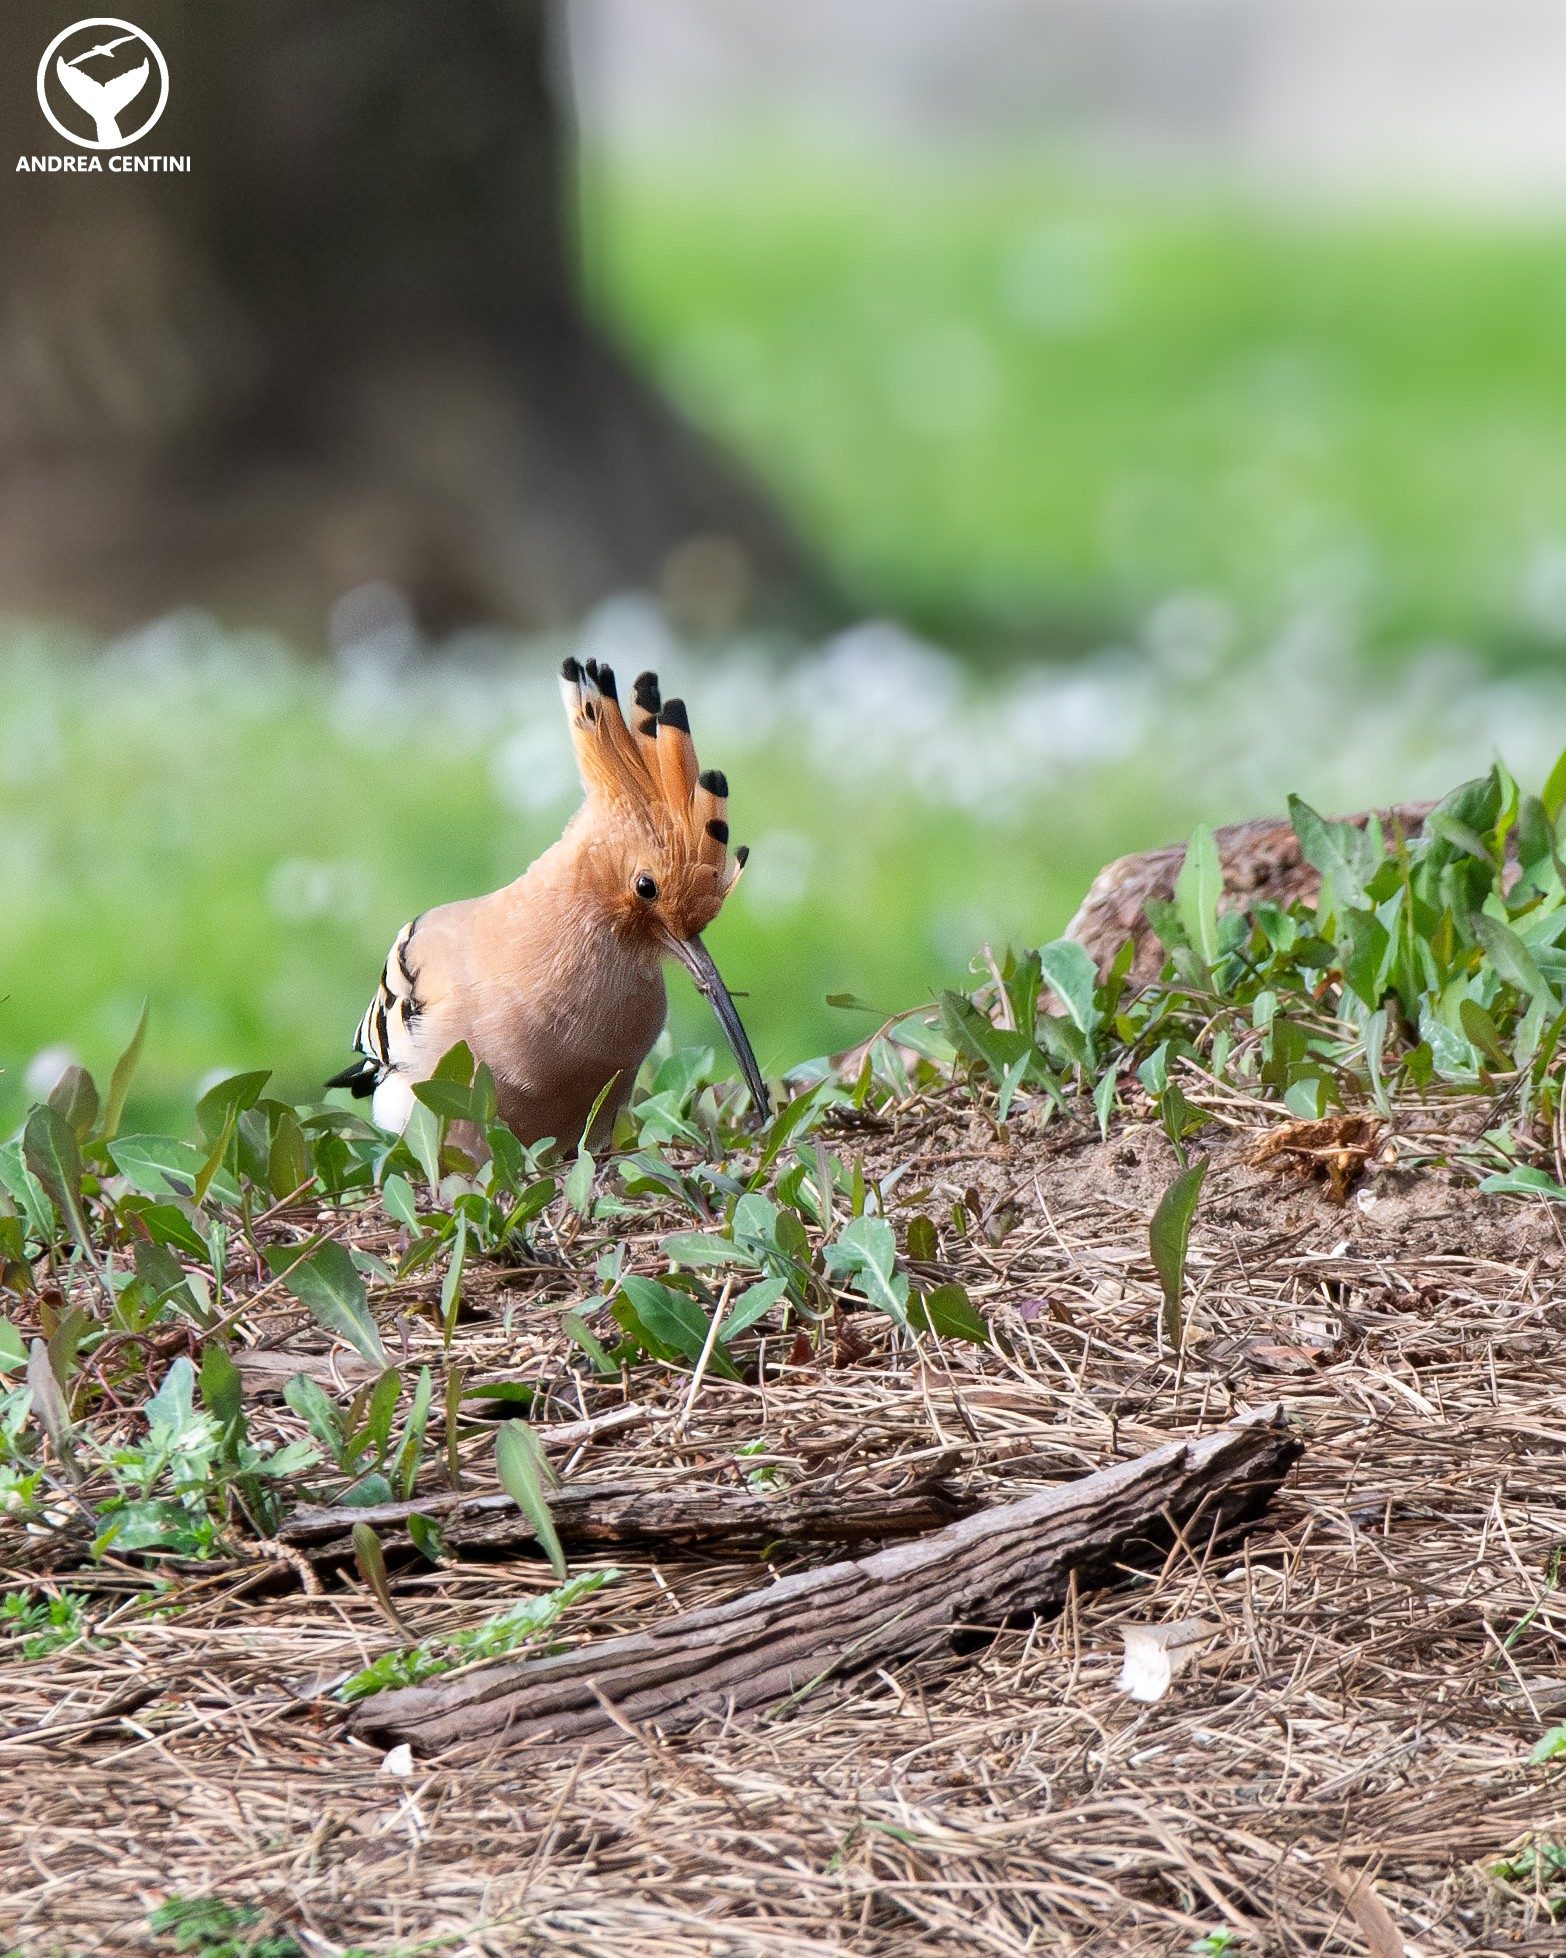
[3,759,1565,1614]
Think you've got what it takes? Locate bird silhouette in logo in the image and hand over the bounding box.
[54,32,149,145]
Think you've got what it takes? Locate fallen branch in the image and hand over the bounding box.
[350,1404,1301,1753]
[282,1460,972,1563]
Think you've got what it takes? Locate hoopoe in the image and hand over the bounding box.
[329,661,770,1147]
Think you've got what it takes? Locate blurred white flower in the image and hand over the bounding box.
[1522,541,1566,642]
[1145,591,1239,680]
[266,857,372,924]
[998,219,1121,338]
[24,1045,77,1099]
[737,829,816,917]
[491,723,578,814]
[883,322,997,438]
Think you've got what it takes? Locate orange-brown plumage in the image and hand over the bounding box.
[330,660,767,1148]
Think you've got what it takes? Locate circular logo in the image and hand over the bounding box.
[37,18,169,152]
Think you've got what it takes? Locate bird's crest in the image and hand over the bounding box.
[559,658,748,894]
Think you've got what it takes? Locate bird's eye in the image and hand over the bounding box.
[634,873,659,903]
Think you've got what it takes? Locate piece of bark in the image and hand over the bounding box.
[283,1463,973,1565]
[1065,801,1439,990]
[236,1349,381,1396]
[349,1405,1300,1753]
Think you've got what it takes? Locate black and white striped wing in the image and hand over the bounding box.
[328,916,424,1106]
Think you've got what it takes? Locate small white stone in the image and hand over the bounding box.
[380,1743,414,1778]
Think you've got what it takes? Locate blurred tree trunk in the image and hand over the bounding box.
[0,0,821,642]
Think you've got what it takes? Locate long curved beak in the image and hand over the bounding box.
[669,934,772,1121]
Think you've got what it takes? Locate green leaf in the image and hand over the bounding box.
[1529,1722,1566,1765]
[266,1240,387,1366]
[905,1214,938,1263]
[284,1371,346,1458]
[1288,795,1371,907]
[27,1338,81,1480]
[1478,1165,1566,1202]
[562,1310,617,1374]
[195,1070,271,1147]
[661,1229,755,1269]
[1150,1159,1208,1350]
[1037,937,1101,1037]
[268,1109,314,1202]
[132,1238,201,1321]
[127,1198,211,1263]
[198,1341,245,1437]
[1425,812,1494,867]
[407,1513,447,1564]
[352,1522,413,1639]
[379,1172,422,1235]
[46,1303,90,1389]
[102,1000,149,1142]
[444,1364,465,1488]
[616,1274,736,1375]
[909,1282,988,1344]
[1093,1063,1119,1140]
[1459,998,1513,1071]
[565,1148,595,1214]
[496,1422,566,1581]
[412,1076,485,1124]
[1173,825,1222,967]
[355,1368,402,1465]
[394,1366,434,1500]
[401,1101,443,1195]
[823,1215,908,1325]
[47,1065,100,1144]
[0,1320,28,1370]
[719,1274,789,1341]
[109,1134,239,1206]
[22,1105,89,1254]
[1542,747,1566,824]
[430,1040,477,1084]
[1473,913,1559,1010]
[440,1215,468,1349]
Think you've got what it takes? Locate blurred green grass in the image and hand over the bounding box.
[0,632,1150,1133]
[9,149,1566,1132]
[585,144,1566,660]
[3,619,1557,1138]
